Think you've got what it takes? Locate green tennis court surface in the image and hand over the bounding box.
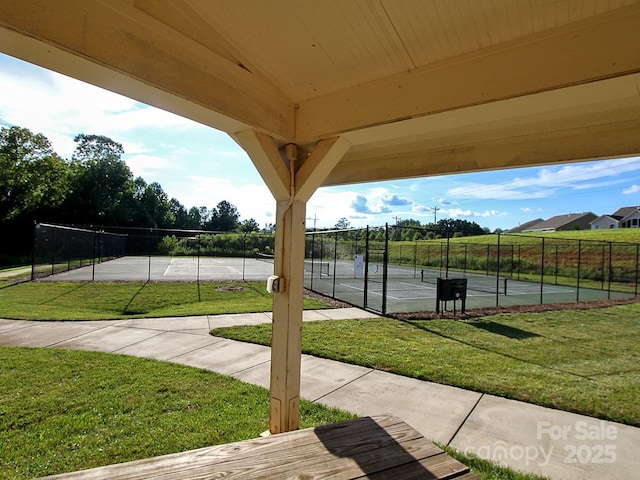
[43,255,635,314]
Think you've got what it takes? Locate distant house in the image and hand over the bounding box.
[590,206,640,229]
[615,206,640,228]
[507,218,544,233]
[520,212,597,232]
[590,215,622,230]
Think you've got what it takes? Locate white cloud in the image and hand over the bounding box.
[623,185,640,195]
[445,208,507,219]
[126,155,172,177]
[447,158,640,201]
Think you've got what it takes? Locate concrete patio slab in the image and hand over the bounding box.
[450,394,640,480]
[318,369,482,444]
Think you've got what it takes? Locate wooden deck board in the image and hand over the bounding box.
[42,415,478,480]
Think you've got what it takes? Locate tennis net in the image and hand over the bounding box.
[420,268,508,295]
[256,252,330,276]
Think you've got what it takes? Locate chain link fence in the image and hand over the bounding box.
[304,225,640,315]
[32,222,275,282]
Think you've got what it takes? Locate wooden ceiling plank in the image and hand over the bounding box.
[296,3,640,142]
[0,0,295,140]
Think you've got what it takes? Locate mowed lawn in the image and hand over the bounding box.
[0,281,326,320]
[211,302,640,427]
[0,347,355,480]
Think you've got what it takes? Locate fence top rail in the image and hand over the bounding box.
[37,222,126,236]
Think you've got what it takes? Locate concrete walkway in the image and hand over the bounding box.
[1,308,637,480]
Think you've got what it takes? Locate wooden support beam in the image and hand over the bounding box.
[269,198,306,433]
[235,130,350,434]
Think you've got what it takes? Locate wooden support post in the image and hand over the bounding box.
[234,129,350,434]
[269,198,306,433]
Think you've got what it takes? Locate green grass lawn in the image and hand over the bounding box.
[0,347,546,480]
[0,281,327,320]
[0,347,355,479]
[211,302,640,427]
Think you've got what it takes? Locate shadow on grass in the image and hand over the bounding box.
[122,282,150,315]
[470,321,540,340]
[37,281,91,305]
[399,318,591,380]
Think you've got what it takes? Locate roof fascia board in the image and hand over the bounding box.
[322,118,640,186]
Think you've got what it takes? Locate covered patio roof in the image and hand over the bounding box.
[2,0,640,185]
[2,0,640,435]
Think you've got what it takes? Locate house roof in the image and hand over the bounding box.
[522,212,597,231]
[613,206,640,218]
[508,218,544,233]
[590,214,623,224]
[1,1,640,188]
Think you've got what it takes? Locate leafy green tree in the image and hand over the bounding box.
[436,218,485,236]
[208,200,240,231]
[0,126,69,221]
[187,206,203,229]
[135,180,175,228]
[170,198,191,229]
[239,218,260,233]
[334,217,351,230]
[63,134,136,225]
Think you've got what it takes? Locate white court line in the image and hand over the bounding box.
[163,258,175,277]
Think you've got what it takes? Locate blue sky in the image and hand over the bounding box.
[2,52,640,232]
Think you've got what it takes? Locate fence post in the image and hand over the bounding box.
[382,223,389,315]
[540,237,545,304]
[445,231,451,278]
[576,240,582,302]
[496,233,501,307]
[600,244,605,290]
[608,242,613,300]
[555,245,559,285]
[242,233,247,281]
[147,229,152,282]
[463,244,468,275]
[310,232,316,290]
[364,226,370,309]
[485,244,490,276]
[635,244,639,298]
[92,227,97,281]
[332,231,338,297]
[31,221,37,281]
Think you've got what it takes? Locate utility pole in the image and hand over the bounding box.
[429,206,440,224]
[306,214,318,231]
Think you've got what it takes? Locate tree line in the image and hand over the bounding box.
[0,126,264,264]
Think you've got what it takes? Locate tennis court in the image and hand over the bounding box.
[43,255,634,314]
[303,258,633,313]
[43,256,276,282]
